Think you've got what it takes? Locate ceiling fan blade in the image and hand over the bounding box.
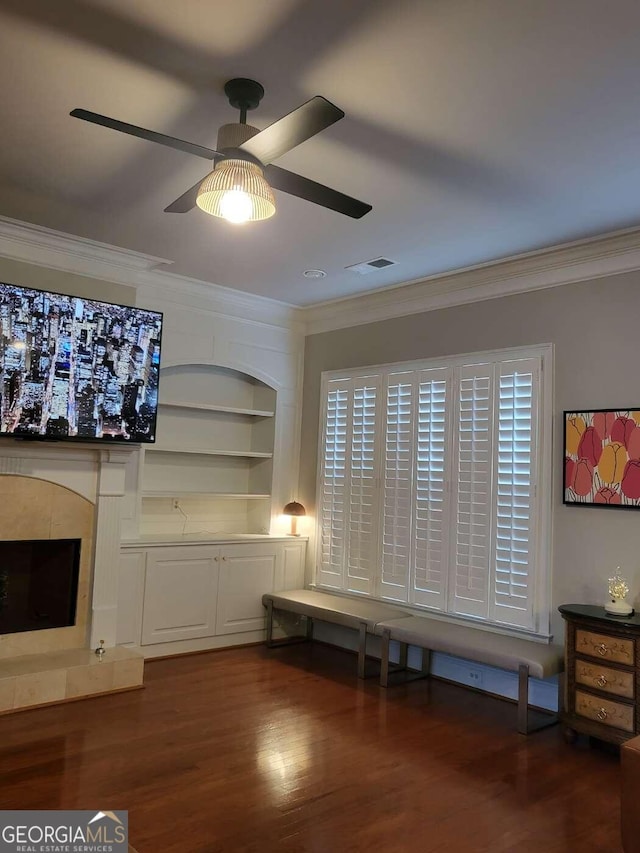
[240,96,344,165]
[164,177,208,213]
[70,109,221,162]
[265,165,372,219]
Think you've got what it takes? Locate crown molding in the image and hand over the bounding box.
[0,216,303,331]
[302,226,640,335]
[0,215,171,281]
[135,269,303,332]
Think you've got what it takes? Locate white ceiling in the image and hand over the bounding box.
[1,0,640,306]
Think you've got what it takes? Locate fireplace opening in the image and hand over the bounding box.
[0,539,81,635]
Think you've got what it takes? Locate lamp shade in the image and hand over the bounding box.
[283,500,306,517]
[282,500,306,536]
[196,158,276,223]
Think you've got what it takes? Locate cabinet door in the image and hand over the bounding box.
[280,541,306,590]
[117,550,146,646]
[216,543,280,635]
[142,546,219,645]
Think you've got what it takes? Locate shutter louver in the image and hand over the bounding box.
[412,369,450,608]
[451,365,494,619]
[346,380,380,594]
[317,379,349,588]
[492,359,538,628]
[381,373,414,601]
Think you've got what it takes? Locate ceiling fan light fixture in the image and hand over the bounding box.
[196,158,275,224]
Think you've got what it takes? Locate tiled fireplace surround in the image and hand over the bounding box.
[0,443,143,713]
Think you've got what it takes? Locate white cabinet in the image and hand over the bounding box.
[141,546,220,645]
[118,538,306,654]
[142,364,277,537]
[216,543,280,635]
[116,550,146,646]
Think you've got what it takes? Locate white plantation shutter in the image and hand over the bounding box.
[451,365,494,619]
[490,359,538,628]
[318,379,349,588]
[317,375,381,594]
[346,379,381,594]
[412,368,451,608]
[317,346,549,635]
[381,373,415,601]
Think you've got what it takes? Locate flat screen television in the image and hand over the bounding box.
[0,281,162,443]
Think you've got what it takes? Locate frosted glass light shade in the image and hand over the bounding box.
[196,159,276,223]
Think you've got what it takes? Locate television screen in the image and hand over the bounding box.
[0,282,162,443]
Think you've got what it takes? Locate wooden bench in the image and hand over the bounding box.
[262,589,410,678]
[375,615,564,734]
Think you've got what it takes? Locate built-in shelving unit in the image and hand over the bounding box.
[141,364,277,537]
[160,401,275,418]
[146,447,273,458]
[141,491,271,499]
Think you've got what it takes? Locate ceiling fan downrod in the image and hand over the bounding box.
[224,78,265,125]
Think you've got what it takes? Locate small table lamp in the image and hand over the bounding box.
[283,500,306,536]
[605,567,634,616]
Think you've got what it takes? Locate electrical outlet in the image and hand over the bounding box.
[172,499,180,510]
[466,667,483,686]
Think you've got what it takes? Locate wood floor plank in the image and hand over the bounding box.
[0,644,623,852]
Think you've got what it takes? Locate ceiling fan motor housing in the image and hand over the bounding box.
[216,123,260,151]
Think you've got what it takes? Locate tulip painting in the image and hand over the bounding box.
[564,409,640,507]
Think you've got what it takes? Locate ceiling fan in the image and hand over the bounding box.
[70,78,372,224]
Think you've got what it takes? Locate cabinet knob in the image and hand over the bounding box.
[596,707,608,721]
[214,556,219,561]
[597,643,608,656]
[596,675,608,688]
[222,555,227,561]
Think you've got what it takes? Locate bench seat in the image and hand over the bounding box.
[262,589,410,677]
[375,615,564,734]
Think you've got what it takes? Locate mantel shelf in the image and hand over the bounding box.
[159,401,274,418]
[145,446,273,459]
[142,491,271,500]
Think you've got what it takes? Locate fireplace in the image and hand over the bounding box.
[0,462,144,715]
[0,539,81,635]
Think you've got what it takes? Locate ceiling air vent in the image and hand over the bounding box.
[345,257,397,275]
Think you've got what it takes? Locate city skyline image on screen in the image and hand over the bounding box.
[0,283,162,442]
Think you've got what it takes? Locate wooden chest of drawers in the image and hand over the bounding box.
[560,604,640,745]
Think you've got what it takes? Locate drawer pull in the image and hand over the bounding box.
[597,708,608,721]
[596,675,608,687]
[597,643,608,656]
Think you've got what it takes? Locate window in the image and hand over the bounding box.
[316,345,552,636]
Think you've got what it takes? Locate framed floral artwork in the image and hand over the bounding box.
[564,409,640,507]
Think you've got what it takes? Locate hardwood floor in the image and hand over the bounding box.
[0,643,623,853]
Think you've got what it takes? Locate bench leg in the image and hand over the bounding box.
[517,664,529,735]
[265,599,275,648]
[398,642,408,670]
[380,628,391,688]
[421,648,431,676]
[357,622,367,679]
[263,601,313,648]
[518,663,559,735]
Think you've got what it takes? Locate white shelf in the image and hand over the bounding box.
[146,447,273,458]
[159,401,274,418]
[142,491,271,500]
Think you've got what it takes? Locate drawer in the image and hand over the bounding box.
[575,629,634,665]
[574,690,634,733]
[575,659,635,699]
